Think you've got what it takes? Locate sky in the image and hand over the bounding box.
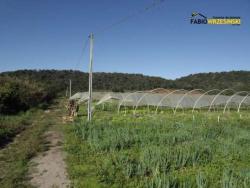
[0,0,249,79]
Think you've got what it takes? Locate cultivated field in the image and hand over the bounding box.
[64,106,250,187]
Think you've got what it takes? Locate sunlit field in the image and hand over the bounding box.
[64,104,250,188]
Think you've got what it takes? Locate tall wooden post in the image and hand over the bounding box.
[69,79,72,97]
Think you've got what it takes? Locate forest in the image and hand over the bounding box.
[0,69,249,114]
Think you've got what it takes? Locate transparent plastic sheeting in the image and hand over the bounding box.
[69,90,250,112]
[69,92,106,102]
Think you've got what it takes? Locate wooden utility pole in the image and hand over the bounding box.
[66,86,68,97]
[69,79,72,97]
[88,33,94,121]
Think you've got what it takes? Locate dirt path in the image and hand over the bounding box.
[29,109,70,188]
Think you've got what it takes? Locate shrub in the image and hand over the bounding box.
[0,76,55,114]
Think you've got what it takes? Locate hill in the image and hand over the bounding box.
[1,70,249,94]
[175,71,250,91]
[1,70,249,114]
[0,70,174,94]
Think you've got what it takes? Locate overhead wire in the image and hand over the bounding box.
[74,37,89,70]
[73,0,167,69]
[94,0,167,36]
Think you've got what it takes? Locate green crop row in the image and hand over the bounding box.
[64,110,250,187]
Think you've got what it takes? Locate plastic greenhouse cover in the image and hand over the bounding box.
[70,91,250,109]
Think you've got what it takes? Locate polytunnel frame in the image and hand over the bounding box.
[118,91,144,114]
[192,89,221,113]
[98,92,125,110]
[118,88,168,114]
[237,93,249,113]
[155,89,187,114]
[173,89,205,115]
[133,88,169,114]
[208,88,235,112]
[223,91,249,114]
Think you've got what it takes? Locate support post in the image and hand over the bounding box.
[88,33,94,122]
[69,79,72,98]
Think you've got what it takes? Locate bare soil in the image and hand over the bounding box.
[29,130,70,188]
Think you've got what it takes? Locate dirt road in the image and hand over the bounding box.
[29,108,70,188]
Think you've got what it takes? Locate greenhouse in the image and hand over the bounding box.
[69,89,250,114]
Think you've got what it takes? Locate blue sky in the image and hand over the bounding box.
[0,0,249,79]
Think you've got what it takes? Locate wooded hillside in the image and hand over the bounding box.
[1,70,249,93]
[1,70,249,114]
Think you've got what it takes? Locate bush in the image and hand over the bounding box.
[0,76,55,114]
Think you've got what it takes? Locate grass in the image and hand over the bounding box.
[0,111,33,148]
[64,105,250,188]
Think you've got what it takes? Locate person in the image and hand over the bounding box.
[68,100,74,116]
[75,104,79,116]
[72,102,77,117]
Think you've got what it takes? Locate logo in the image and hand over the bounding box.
[191,12,207,24]
[190,12,241,25]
